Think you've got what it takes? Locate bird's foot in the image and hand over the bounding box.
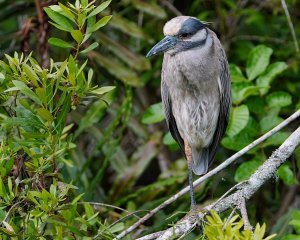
[188,205,211,226]
[189,204,201,225]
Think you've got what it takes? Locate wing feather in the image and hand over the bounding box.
[208,49,231,165]
[161,81,184,153]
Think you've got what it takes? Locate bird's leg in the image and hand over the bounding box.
[184,141,196,209]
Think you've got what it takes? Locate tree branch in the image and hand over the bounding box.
[281,0,299,52]
[115,110,300,239]
[152,126,300,239]
[239,198,252,231]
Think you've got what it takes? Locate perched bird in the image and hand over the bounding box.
[147,16,231,207]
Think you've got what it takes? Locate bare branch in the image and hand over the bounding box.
[239,198,252,231]
[281,0,299,52]
[115,110,300,239]
[136,231,165,240]
[155,126,300,239]
[159,0,182,16]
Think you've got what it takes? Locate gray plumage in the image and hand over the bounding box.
[147,16,231,177]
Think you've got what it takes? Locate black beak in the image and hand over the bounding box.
[146,36,177,57]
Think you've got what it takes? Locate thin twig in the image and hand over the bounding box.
[231,35,285,44]
[210,180,247,210]
[160,0,182,16]
[2,199,25,223]
[281,0,299,52]
[115,110,300,239]
[239,198,252,231]
[222,207,237,230]
[77,201,144,220]
[93,210,148,240]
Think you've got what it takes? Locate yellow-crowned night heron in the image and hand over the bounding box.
[147,16,231,208]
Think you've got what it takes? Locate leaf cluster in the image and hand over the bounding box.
[0,0,115,238]
[45,0,112,57]
[204,210,276,240]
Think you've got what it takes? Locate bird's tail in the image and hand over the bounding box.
[192,147,209,175]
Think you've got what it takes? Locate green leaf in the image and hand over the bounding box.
[84,203,95,219]
[260,115,283,133]
[77,13,86,28]
[87,68,93,86]
[0,72,5,82]
[37,108,53,122]
[142,102,165,124]
[48,37,73,48]
[80,42,99,54]
[55,94,71,135]
[256,62,288,95]
[71,193,85,205]
[36,88,47,104]
[246,96,265,115]
[68,55,77,76]
[49,5,75,23]
[163,132,179,150]
[81,0,88,7]
[83,16,96,43]
[226,105,249,137]
[263,132,290,148]
[58,3,76,22]
[88,15,112,33]
[266,91,292,108]
[71,30,84,44]
[231,82,265,104]
[96,32,150,71]
[246,45,273,81]
[44,8,74,32]
[90,86,115,95]
[222,132,254,152]
[131,0,167,19]
[22,63,39,87]
[235,159,262,182]
[49,21,72,32]
[87,0,111,18]
[278,164,297,186]
[229,64,247,82]
[109,222,125,233]
[1,117,45,130]
[93,52,141,86]
[5,80,42,105]
[109,14,149,40]
[163,132,177,146]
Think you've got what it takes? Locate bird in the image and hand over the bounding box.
[146,16,231,208]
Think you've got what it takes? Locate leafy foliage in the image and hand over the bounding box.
[204,211,276,240]
[45,0,112,57]
[0,0,115,238]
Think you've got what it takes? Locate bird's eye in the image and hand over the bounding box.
[180,33,191,38]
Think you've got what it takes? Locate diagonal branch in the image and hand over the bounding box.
[281,0,299,52]
[116,110,300,239]
[152,126,300,239]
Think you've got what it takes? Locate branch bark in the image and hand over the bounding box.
[116,110,300,239]
[145,126,300,240]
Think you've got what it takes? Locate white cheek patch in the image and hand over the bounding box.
[189,29,207,42]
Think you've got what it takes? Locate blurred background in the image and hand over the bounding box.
[0,0,300,238]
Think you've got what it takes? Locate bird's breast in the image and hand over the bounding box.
[162,53,220,147]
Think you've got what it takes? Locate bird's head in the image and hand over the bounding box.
[146,16,208,57]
